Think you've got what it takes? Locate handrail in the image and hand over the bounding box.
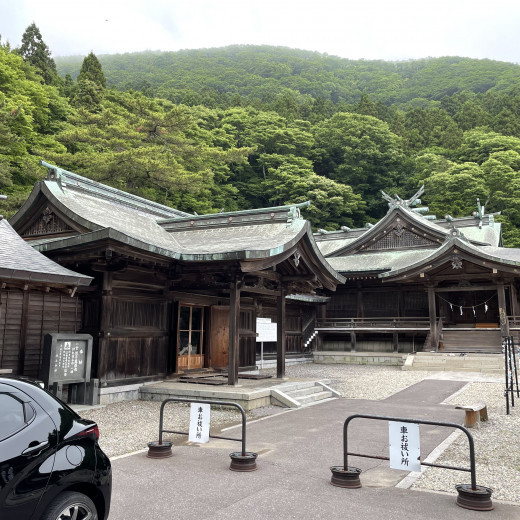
[317,317,430,328]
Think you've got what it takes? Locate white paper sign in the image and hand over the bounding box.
[389,421,420,472]
[188,403,211,443]
[256,318,277,342]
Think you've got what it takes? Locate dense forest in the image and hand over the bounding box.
[3,26,520,246]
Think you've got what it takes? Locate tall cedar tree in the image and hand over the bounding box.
[78,52,106,88]
[17,23,58,85]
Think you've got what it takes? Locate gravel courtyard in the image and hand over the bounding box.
[80,363,519,504]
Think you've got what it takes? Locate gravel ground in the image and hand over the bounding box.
[411,381,520,503]
[80,363,519,503]
[80,400,252,458]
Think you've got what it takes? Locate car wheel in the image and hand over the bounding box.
[41,491,98,520]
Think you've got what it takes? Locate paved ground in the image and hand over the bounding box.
[109,379,519,519]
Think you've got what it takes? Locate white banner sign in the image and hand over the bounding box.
[389,421,420,472]
[188,403,211,443]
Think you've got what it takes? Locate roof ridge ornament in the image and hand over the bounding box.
[287,205,302,224]
[445,227,470,243]
[381,185,425,210]
[41,160,67,189]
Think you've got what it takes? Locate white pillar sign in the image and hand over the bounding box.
[189,403,211,443]
[389,421,420,472]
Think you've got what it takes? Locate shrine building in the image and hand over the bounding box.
[313,187,520,357]
[5,161,343,393]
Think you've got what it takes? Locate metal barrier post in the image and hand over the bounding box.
[330,413,493,511]
[147,397,257,471]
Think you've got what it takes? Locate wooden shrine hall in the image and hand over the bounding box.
[6,161,343,389]
[313,187,520,354]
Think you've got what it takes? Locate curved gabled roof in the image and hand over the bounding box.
[10,162,344,291]
[380,230,520,281]
[328,248,437,276]
[0,218,92,286]
[328,204,449,257]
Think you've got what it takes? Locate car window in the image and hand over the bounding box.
[0,393,27,439]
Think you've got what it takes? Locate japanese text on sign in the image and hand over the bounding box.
[54,340,86,379]
[389,421,420,472]
[188,403,211,443]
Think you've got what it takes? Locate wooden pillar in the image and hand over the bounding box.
[350,331,356,352]
[17,288,30,375]
[427,285,437,350]
[497,280,510,336]
[357,287,364,319]
[228,279,241,386]
[277,285,286,379]
[98,272,113,383]
[510,283,520,318]
[397,290,404,319]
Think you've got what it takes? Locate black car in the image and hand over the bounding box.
[0,376,111,520]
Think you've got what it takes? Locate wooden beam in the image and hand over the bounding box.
[434,285,502,293]
[428,285,437,350]
[510,283,520,317]
[228,279,240,386]
[243,270,280,281]
[17,290,30,375]
[239,286,281,296]
[281,274,317,282]
[277,285,286,379]
[98,272,113,383]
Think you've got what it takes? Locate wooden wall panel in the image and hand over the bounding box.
[0,292,23,373]
[0,290,82,377]
[104,336,169,382]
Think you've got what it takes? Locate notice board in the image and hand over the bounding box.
[42,333,93,387]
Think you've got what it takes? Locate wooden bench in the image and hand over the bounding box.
[455,402,488,428]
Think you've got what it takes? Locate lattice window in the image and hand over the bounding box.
[365,228,435,250]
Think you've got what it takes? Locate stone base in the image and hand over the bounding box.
[314,351,407,366]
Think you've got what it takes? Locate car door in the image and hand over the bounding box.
[0,383,58,520]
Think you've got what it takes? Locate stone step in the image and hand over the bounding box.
[286,386,324,398]
[297,390,334,405]
[404,353,505,373]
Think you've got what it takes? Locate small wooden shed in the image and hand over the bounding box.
[0,216,92,376]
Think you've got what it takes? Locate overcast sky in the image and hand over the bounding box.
[1,0,519,63]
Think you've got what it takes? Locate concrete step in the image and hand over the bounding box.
[271,381,339,408]
[404,353,505,373]
[297,391,334,405]
[286,386,324,399]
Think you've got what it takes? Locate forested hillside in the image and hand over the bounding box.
[56,46,520,111]
[4,33,520,246]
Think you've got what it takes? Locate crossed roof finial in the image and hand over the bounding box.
[381,185,425,210]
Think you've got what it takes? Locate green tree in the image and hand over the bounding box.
[17,23,59,85]
[458,129,520,164]
[313,112,406,219]
[424,163,487,217]
[77,52,106,88]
